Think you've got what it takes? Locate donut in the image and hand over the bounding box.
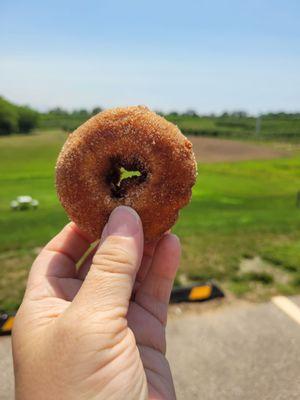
[55,106,197,242]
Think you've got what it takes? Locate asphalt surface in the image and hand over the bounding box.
[167,297,300,400]
[0,336,14,400]
[1,297,300,400]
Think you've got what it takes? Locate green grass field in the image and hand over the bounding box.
[1,130,300,310]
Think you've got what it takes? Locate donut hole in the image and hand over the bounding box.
[120,167,141,180]
[106,158,148,199]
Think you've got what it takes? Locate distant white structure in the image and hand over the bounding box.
[10,196,39,210]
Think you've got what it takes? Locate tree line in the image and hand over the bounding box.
[1,95,300,136]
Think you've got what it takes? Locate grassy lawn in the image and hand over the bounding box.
[1,130,300,310]
[178,158,300,299]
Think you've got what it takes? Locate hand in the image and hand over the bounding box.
[12,206,180,400]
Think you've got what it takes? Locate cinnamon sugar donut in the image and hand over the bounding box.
[55,106,197,242]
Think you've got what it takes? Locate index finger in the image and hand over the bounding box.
[28,222,92,285]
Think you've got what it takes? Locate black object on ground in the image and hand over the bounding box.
[170,282,224,303]
[0,312,15,336]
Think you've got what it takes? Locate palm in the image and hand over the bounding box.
[25,224,178,400]
[128,299,175,399]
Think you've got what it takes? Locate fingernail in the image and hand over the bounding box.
[107,206,140,237]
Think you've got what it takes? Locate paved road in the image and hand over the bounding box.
[167,297,300,400]
[1,297,300,400]
[0,336,14,400]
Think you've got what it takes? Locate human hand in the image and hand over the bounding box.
[13,206,180,400]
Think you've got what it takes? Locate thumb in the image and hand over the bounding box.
[72,206,143,317]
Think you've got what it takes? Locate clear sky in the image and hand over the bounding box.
[1,0,300,114]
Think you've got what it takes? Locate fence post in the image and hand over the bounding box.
[296,191,300,208]
[255,115,261,136]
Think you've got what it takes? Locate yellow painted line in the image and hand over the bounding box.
[189,285,211,301]
[2,316,15,332]
[271,296,300,325]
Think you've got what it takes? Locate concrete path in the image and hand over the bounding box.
[1,296,300,400]
[167,296,300,400]
[0,336,14,400]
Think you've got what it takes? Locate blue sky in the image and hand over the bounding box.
[1,0,300,113]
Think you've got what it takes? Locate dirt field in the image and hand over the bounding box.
[190,136,288,163]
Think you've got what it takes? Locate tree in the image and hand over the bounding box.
[0,96,19,135]
[49,107,68,115]
[72,109,89,117]
[18,106,39,133]
[184,109,199,117]
[91,107,102,115]
[231,111,248,118]
[221,112,229,118]
[0,96,39,135]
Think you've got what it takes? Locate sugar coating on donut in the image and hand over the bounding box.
[55,106,197,242]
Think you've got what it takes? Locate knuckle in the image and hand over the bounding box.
[92,238,136,275]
